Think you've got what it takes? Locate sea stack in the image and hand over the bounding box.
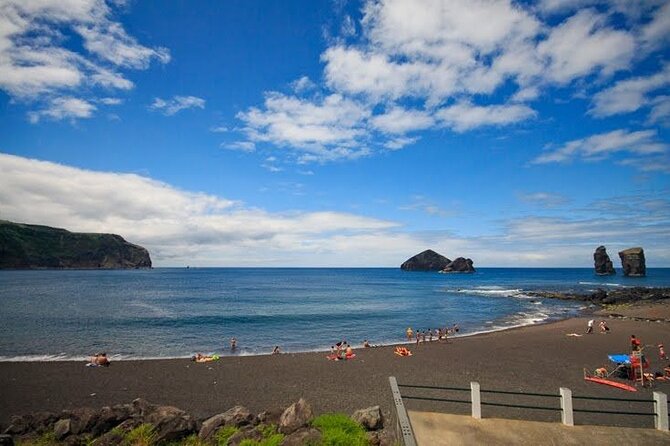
[442,257,475,273]
[400,249,450,271]
[593,246,615,275]
[618,247,646,277]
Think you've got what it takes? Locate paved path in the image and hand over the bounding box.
[408,411,670,445]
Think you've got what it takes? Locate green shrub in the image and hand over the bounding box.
[124,424,156,446]
[312,413,369,446]
[215,426,239,446]
[16,432,59,446]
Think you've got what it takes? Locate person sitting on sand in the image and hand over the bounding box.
[87,352,110,367]
[345,344,354,358]
[272,346,281,354]
[658,344,667,360]
[363,339,370,348]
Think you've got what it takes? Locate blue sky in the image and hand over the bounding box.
[0,0,669,267]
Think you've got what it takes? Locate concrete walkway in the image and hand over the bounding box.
[408,411,670,446]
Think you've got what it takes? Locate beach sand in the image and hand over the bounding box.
[1,304,669,431]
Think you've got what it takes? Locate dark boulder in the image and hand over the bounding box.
[227,426,263,446]
[0,435,13,446]
[594,246,615,275]
[619,247,646,277]
[401,250,450,271]
[4,412,57,435]
[144,405,196,444]
[441,257,475,273]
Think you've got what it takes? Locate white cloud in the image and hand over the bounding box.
[590,64,670,117]
[150,95,205,116]
[100,97,122,105]
[537,9,635,83]
[436,101,536,132]
[371,107,434,134]
[2,153,668,266]
[237,93,371,161]
[517,192,569,207]
[27,96,96,123]
[0,153,399,266]
[532,129,668,165]
[0,0,169,118]
[222,141,256,152]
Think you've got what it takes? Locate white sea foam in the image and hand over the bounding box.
[578,281,625,288]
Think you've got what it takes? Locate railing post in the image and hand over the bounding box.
[471,381,481,419]
[560,387,574,426]
[389,377,417,446]
[653,391,668,431]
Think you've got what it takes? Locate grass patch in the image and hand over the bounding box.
[215,426,239,446]
[16,432,59,446]
[124,423,156,446]
[312,413,369,446]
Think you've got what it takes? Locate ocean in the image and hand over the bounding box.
[1,267,669,361]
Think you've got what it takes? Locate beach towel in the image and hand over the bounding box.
[566,333,583,337]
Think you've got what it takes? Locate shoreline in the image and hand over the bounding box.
[0,310,584,363]
[2,301,669,430]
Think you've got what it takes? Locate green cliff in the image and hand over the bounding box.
[0,220,152,269]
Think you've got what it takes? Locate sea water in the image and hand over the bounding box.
[1,268,669,361]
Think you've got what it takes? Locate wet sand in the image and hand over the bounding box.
[1,304,669,430]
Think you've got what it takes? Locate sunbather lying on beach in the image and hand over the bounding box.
[191,353,220,363]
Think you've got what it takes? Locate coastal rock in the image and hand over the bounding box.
[619,247,646,277]
[61,407,98,435]
[280,427,322,446]
[91,430,124,446]
[400,250,451,271]
[227,426,263,445]
[0,435,13,446]
[257,408,283,426]
[53,419,71,440]
[594,246,615,275]
[4,412,57,435]
[441,257,475,273]
[144,405,196,443]
[221,406,255,428]
[0,220,152,269]
[367,429,395,446]
[278,399,313,435]
[351,406,383,431]
[91,405,134,436]
[130,398,158,418]
[198,414,226,441]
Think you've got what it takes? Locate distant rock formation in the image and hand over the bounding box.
[441,257,475,273]
[619,247,646,277]
[400,249,450,271]
[594,246,615,275]
[0,220,152,269]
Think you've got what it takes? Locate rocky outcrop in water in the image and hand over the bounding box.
[594,246,615,275]
[619,247,646,277]
[400,249,450,271]
[525,287,670,306]
[0,220,151,269]
[441,257,475,273]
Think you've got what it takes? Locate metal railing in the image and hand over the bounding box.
[389,377,669,445]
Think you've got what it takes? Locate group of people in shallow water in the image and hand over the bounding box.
[405,324,459,345]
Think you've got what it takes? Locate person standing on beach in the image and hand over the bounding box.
[406,327,414,343]
[230,337,237,351]
[416,330,421,346]
[586,319,594,334]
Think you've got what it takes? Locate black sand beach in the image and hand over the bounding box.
[2,303,669,431]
